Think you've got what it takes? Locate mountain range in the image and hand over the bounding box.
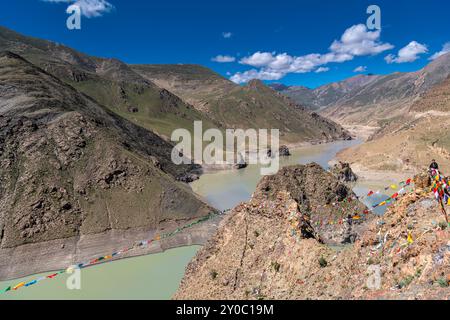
[271,53,450,127]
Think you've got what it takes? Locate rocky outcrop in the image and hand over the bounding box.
[279,145,291,157]
[331,162,358,183]
[127,105,139,113]
[414,172,432,189]
[177,173,200,183]
[247,164,367,244]
[174,165,449,300]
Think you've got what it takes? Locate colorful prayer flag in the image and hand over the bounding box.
[407,232,413,244]
[13,282,25,290]
[1,286,11,294]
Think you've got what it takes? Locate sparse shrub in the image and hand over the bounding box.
[398,275,414,288]
[210,270,218,280]
[271,261,281,272]
[319,256,328,268]
[415,268,422,277]
[256,293,266,300]
[254,230,260,238]
[438,221,447,230]
[436,278,449,288]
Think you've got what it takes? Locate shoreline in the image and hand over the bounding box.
[0,214,225,282]
[199,137,355,173]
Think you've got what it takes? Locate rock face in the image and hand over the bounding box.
[331,162,358,183]
[0,52,214,278]
[175,165,449,300]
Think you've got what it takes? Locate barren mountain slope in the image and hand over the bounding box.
[0,52,213,279]
[337,75,450,175]
[321,53,450,126]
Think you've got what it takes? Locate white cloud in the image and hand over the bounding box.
[429,42,450,60]
[222,32,232,39]
[240,51,276,67]
[330,24,394,56]
[315,67,329,73]
[231,24,393,83]
[43,0,114,18]
[385,41,428,64]
[211,55,236,63]
[230,69,285,83]
[353,65,367,72]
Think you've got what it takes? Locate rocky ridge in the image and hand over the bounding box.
[175,165,449,300]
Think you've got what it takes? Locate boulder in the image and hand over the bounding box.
[127,106,139,113]
[177,173,199,183]
[279,145,291,156]
[414,172,431,189]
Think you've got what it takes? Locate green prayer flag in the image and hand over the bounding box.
[1,286,11,293]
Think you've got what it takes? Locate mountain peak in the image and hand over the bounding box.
[268,83,291,91]
[246,79,267,89]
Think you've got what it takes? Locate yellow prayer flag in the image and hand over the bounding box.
[390,184,397,189]
[407,232,413,244]
[13,282,25,290]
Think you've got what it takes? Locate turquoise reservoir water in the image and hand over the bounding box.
[0,246,200,300]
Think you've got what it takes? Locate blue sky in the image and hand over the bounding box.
[1,0,449,88]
